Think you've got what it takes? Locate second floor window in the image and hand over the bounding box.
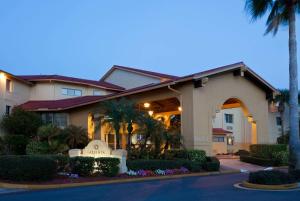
[225,113,233,124]
[6,79,12,92]
[61,88,82,96]
[5,105,11,115]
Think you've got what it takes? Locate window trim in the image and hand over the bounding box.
[6,79,12,92]
[61,88,82,97]
[225,113,234,124]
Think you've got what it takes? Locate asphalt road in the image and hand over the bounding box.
[1,173,299,201]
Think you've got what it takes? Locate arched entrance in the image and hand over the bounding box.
[212,98,257,155]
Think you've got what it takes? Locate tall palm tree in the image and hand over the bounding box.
[245,0,300,170]
[275,89,290,140]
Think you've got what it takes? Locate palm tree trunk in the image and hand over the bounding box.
[288,6,300,170]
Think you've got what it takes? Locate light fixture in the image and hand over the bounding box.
[144,102,150,108]
[148,110,154,116]
[0,72,5,80]
[178,106,182,112]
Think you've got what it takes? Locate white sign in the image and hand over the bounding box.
[69,140,128,173]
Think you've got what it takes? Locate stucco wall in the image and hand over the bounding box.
[104,69,161,89]
[30,82,110,100]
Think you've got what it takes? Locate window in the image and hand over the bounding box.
[93,90,102,96]
[61,88,82,97]
[276,117,282,126]
[213,136,225,142]
[5,105,11,115]
[41,113,68,128]
[225,114,233,123]
[6,79,12,92]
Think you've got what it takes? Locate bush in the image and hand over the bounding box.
[69,157,95,176]
[0,108,42,138]
[249,144,287,159]
[163,149,189,160]
[240,155,275,166]
[289,170,300,182]
[127,159,185,171]
[3,135,28,155]
[46,155,70,172]
[203,157,220,171]
[62,125,89,149]
[248,170,295,185]
[95,157,120,177]
[189,161,203,172]
[26,141,50,155]
[187,150,206,163]
[234,149,250,156]
[272,151,289,166]
[277,134,289,144]
[0,155,57,181]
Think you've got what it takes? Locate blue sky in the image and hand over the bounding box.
[0,0,298,88]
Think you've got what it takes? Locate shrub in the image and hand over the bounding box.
[26,141,50,155]
[62,125,89,149]
[127,159,185,171]
[240,155,275,166]
[234,149,250,156]
[289,170,300,182]
[248,170,296,185]
[277,134,289,144]
[37,125,62,141]
[249,144,287,159]
[69,157,95,176]
[272,151,289,166]
[203,157,220,171]
[46,155,70,172]
[0,155,57,181]
[95,157,120,177]
[3,135,28,155]
[0,108,42,138]
[187,150,206,163]
[164,149,189,160]
[189,161,203,172]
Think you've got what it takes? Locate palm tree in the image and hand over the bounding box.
[63,125,89,149]
[275,89,290,140]
[245,0,300,170]
[120,98,140,151]
[102,99,124,149]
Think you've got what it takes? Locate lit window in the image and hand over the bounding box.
[276,117,282,126]
[6,79,12,92]
[93,90,102,96]
[5,105,11,115]
[225,114,233,123]
[61,88,82,97]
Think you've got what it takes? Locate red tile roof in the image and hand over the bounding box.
[213,128,232,135]
[17,75,125,91]
[19,96,105,111]
[100,65,179,81]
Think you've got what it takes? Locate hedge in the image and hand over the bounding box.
[249,170,295,185]
[249,144,287,159]
[46,155,70,172]
[0,155,57,181]
[69,157,95,176]
[203,157,220,171]
[127,159,187,171]
[240,155,275,166]
[95,157,120,177]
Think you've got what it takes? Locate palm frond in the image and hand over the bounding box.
[245,0,273,21]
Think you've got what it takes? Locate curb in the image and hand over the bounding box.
[242,181,298,190]
[0,170,239,190]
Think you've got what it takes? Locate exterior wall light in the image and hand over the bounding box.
[148,110,154,116]
[0,72,5,80]
[178,106,182,112]
[144,102,150,108]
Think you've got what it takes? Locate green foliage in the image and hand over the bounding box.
[0,108,42,138]
[3,135,28,155]
[249,144,287,159]
[45,155,70,172]
[95,157,120,177]
[187,150,206,163]
[188,161,203,172]
[26,141,50,155]
[69,157,95,176]
[37,124,61,141]
[289,170,300,182]
[163,149,189,160]
[240,155,275,166]
[203,157,220,171]
[272,151,289,166]
[234,149,250,156]
[127,159,185,171]
[249,170,296,185]
[0,155,57,181]
[62,125,89,149]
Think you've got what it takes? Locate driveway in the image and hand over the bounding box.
[220,158,265,172]
[0,173,299,201]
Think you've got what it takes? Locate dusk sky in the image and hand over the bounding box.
[0,0,299,88]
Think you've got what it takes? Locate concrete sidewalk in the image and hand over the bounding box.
[220,158,265,172]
